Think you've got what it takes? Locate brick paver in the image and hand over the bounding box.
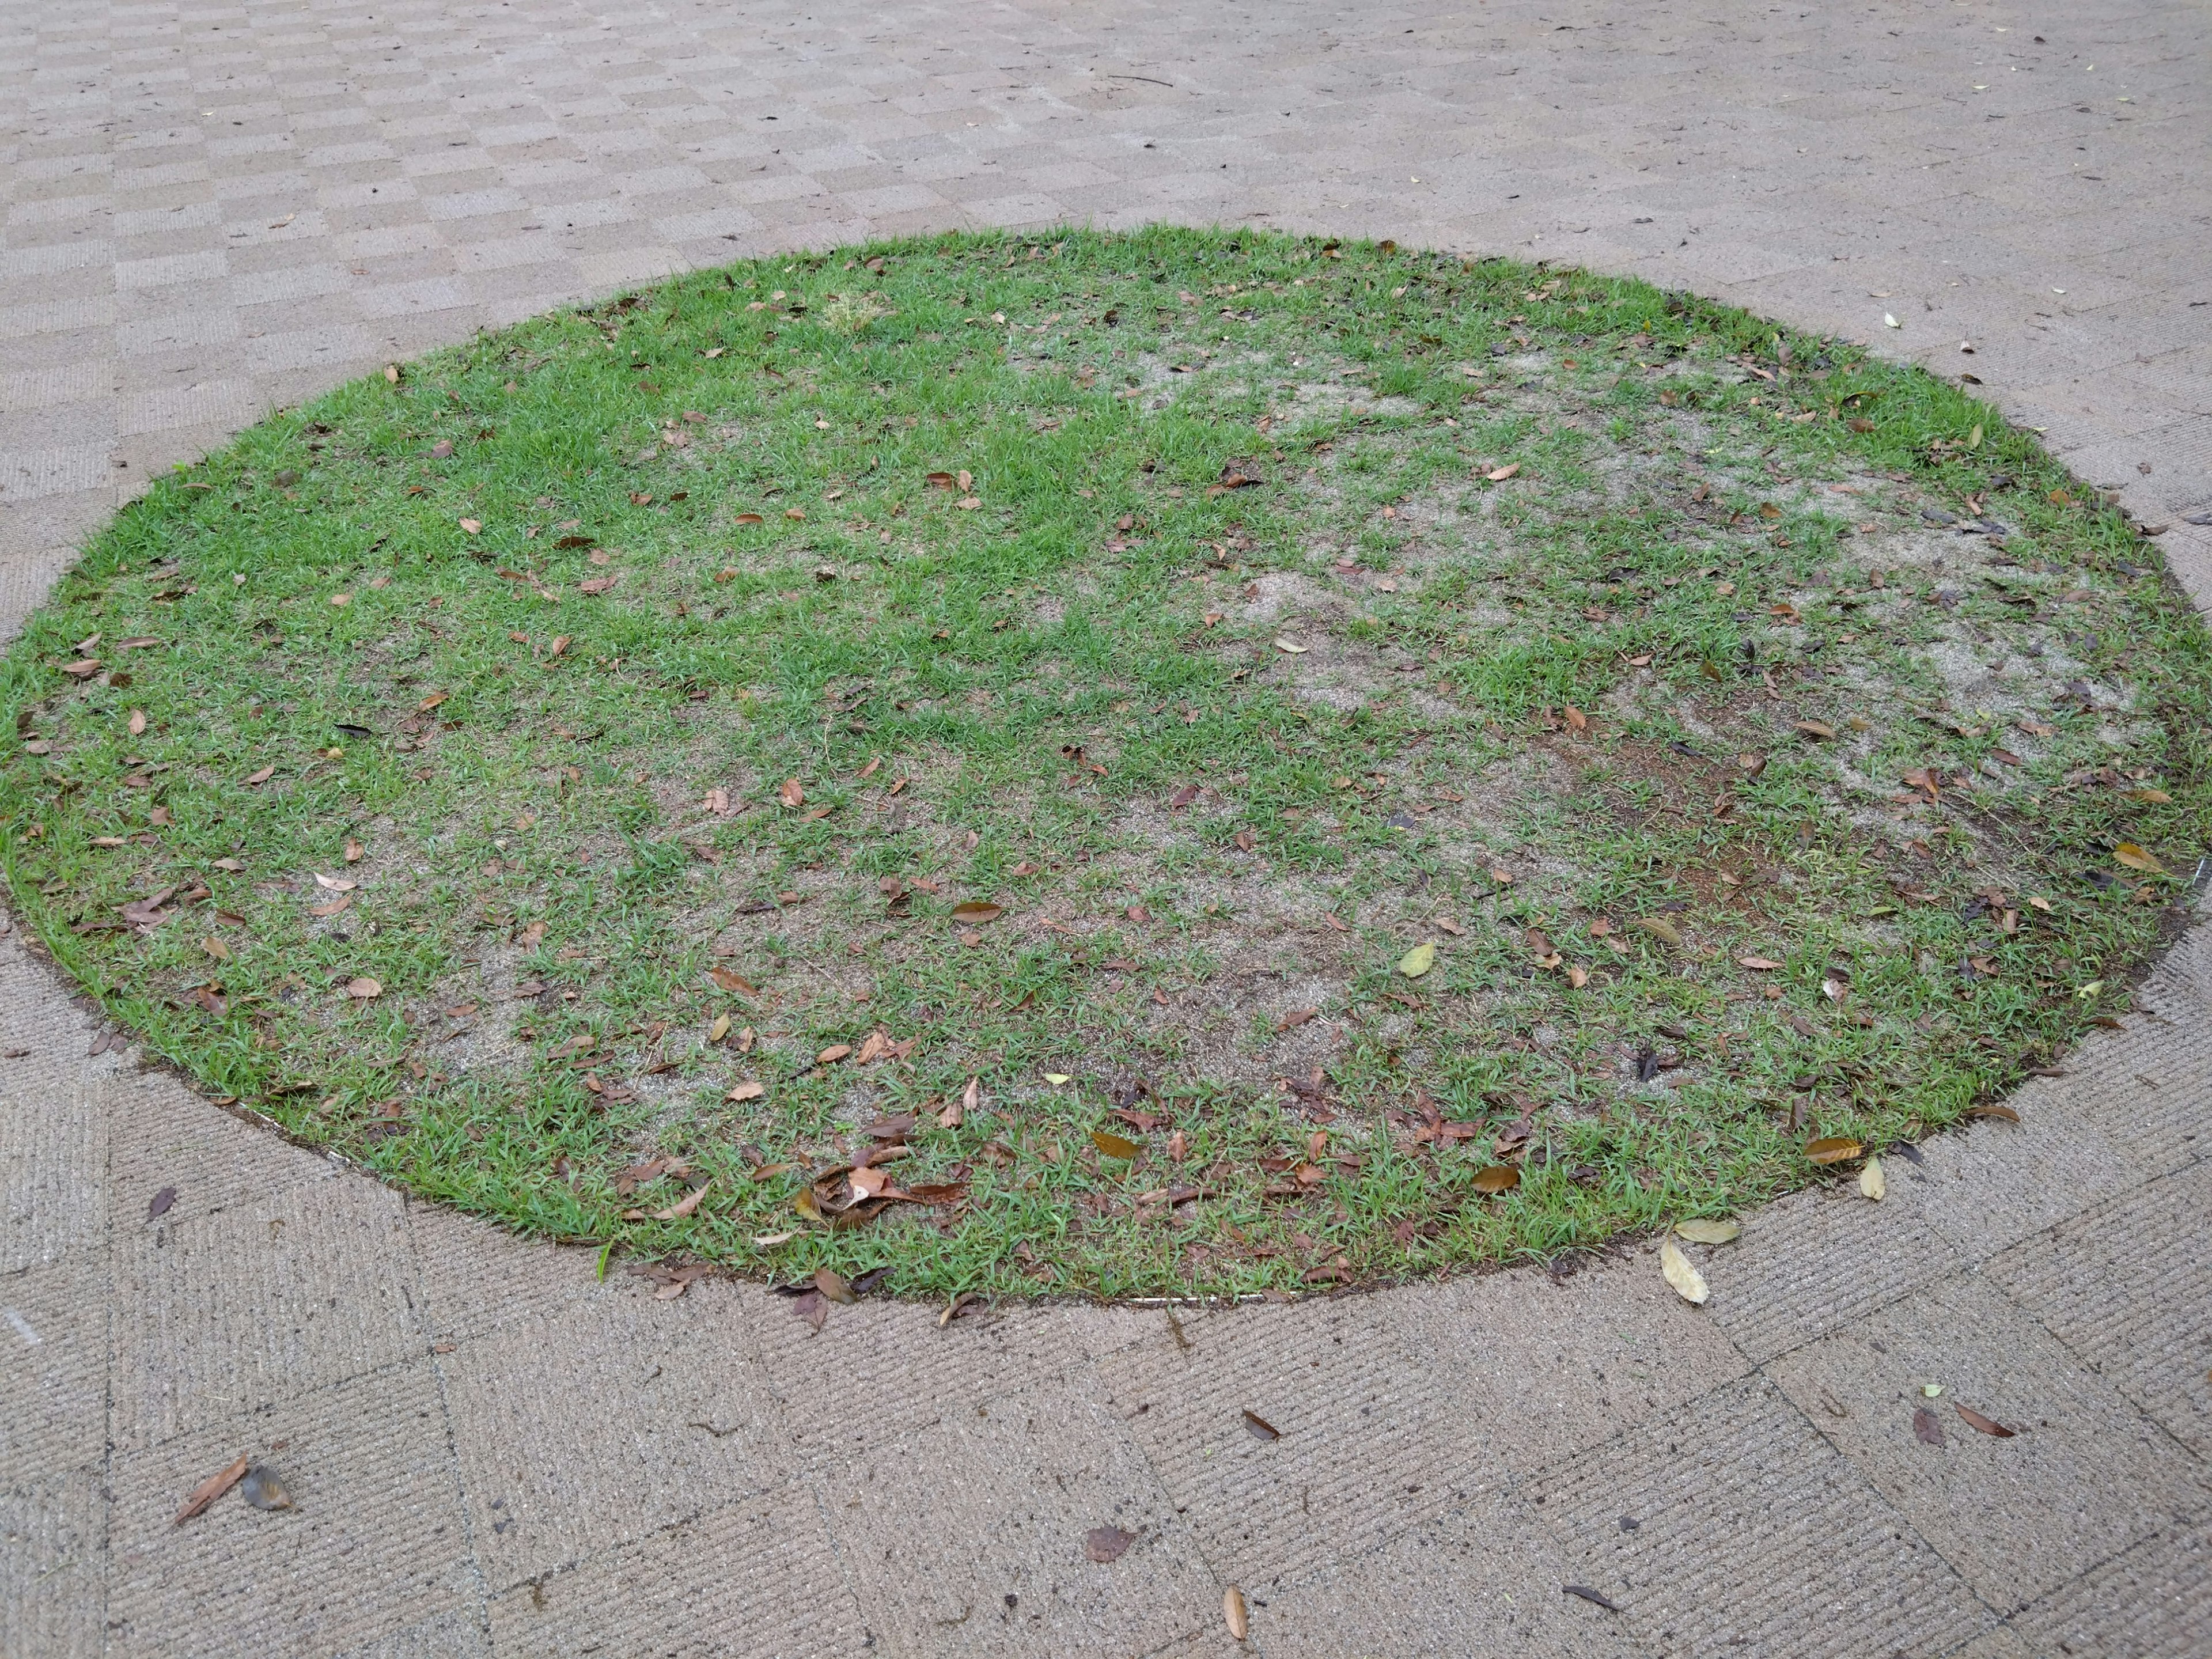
[2,1,2207,1653]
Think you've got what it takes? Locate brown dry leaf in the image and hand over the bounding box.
[1675,1217,1742,1245]
[943,1076,978,1128]
[314,872,356,892]
[2113,843,2168,875]
[950,900,1003,925]
[201,936,230,961]
[1562,704,1589,733]
[174,1453,249,1525]
[1659,1237,1709,1305]
[60,658,103,677]
[710,967,759,997]
[1085,1525,1136,1563]
[814,1266,856,1304]
[1484,463,1520,482]
[243,766,276,786]
[1966,1103,2021,1124]
[778,778,805,809]
[708,1013,732,1044]
[1956,1404,2017,1438]
[459,517,482,535]
[726,1080,766,1103]
[1793,719,1837,741]
[1471,1165,1520,1195]
[733,512,764,525]
[816,1044,853,1065]
[127,709,147,736]
[1274,1008,1316,1033]
[652,1181,710,1220]
[344,976,382,1000]
[1225,1588,1249,1641]
[1912,1406,1946,1447]
[1737,955,1783,971]
[1805,1137,1863,1165]
[1634,916,1684,947]
[1092,1129,1142,1160]
[310,896,350,919]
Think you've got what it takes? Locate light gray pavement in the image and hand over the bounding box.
[3,1,2209,1654]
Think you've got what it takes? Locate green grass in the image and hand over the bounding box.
[5,227,2207,1301]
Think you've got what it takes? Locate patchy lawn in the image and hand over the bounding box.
[5,228,2207,1301]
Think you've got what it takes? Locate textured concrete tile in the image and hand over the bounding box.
[1251,1487,1641,1658]
[1699,1180,1961,1363]
[2012,1515,2212,1659]
[1093,1295,1503,1592]
[328,1605,492,1659]
[0,959,109,1274]
[0,1468,107,1659]
[0,1256,108,1483]
[824,1368,1220,1658]
[104,1360,473,1659]
[1985,1161,2212,1459]
[400,1197,604,1343]
[1527,1376,1991,1658]
[442,1275,785,1589]
[757,1291,1126,1465]
[1765,1274,2212,1613]
[487,1486,865,1658]
[109,1164,423,1452]
[1393,1251,1754,1478]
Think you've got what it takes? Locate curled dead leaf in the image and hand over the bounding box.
[1471,1165,1520,1195]
[1956,1404,2017,1438]
[239,1465,294,1511]
[1805,1137,1863,1165]
[1241,1408,1281,1442]
[174,1453,249,1524]
[344,976,382,1000]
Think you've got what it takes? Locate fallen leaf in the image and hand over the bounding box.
[459,517,482,535]
[1225,1588,1248,1642]
[1956,1404,2017,1438]
[202,937,230,961]
[2113,843,2167,874]
[313,873,356,892]
[1273,637,1309,654]
[1913,1406,1946,1446]
[652,1181,710,1220]
[1397,941,1437,978]
[1484,463,1520,481]
[709,1013,731,1043]
[778,778,805,809]
[1241,1408,1282,1442]
[1085,1525,1136,1563]
[243,766,276,786]
[812,1266,857,1304]
[1793,719,1837,740]
[147,1185,178,1221]
[1805,1137,1862,1164]
[1675,1218,1741,1245]
[128,709,147,736]
[1044,1073,1073,1085]
[725,1080,766,1103]
[1737,955,1783,971]
[710,966,759,997]
[1092,1129,1142,1160]
[1660,1237,1709,1304]
[1471,1165,1520,1195]
[815,1044,853,1065]
[174,1453,249,1524]
[950,900,1003,925]
[344,976,382,999]
[1563,1585,1622,1613]
[1634,916,1683,947]
[944,1076,978,1128]
[239,1466,294,1511]
[1859,1156,1887,1202]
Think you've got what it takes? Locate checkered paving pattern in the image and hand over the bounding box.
[2,2,2209,1654]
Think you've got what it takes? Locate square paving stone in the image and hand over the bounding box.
[0,1468,107,1659]
[487,1484,865,1658]
[1247,1486,1642,1658]
[2012,1513,2211,1658]
[0,1255,109,1482]
[1764,1273,2212,1613]
[1390,1251,1754,1479]
[821,1368,1220,1659]
[441,1273,787,1590]
[109,1165,423,1453]
[1092,1294,1506,1593]
[400,1195,607,1345]
[104,1359,475,1659]
[1984,1160,2212,1459]
[1527,1375,1990,1659]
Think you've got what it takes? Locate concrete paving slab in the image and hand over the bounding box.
[439,1274,786,1591]
[103,1360,476,1659]
[1526,1376,1993,1658]
[1392,1247,1755,1480]
[0,1468,107,1659]
[1249,1487,1642,1659]
[822,1368,1221,1659]
[0,1254,109,1484]
[2012,1513,2212,1659]
[1984,1160,2212,1460]
[1093,1291,1503,1594]
[1766,1273,2212,1613]
[485,1485,864,1659]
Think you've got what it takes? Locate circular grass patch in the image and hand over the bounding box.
[6,229,2207,1299]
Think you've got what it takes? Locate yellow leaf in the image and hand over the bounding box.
[1273,637,1309,654]
[1805,1136,1862,1165]
[1091,1130,1142,1160]
[1675,1217,1741,1245]
[1397,941,1437,978]
[1859,1156,1887,1202]
[709,1013,730,1043]
[2113,843,2167,874]
[1471,1165,1518,1195]
[1224,1588,1248,1642]
[1660,1237,1709,1305]
[1634,916,1683,947]
[1043,1072,1073,1085]
[201,937,230,961]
